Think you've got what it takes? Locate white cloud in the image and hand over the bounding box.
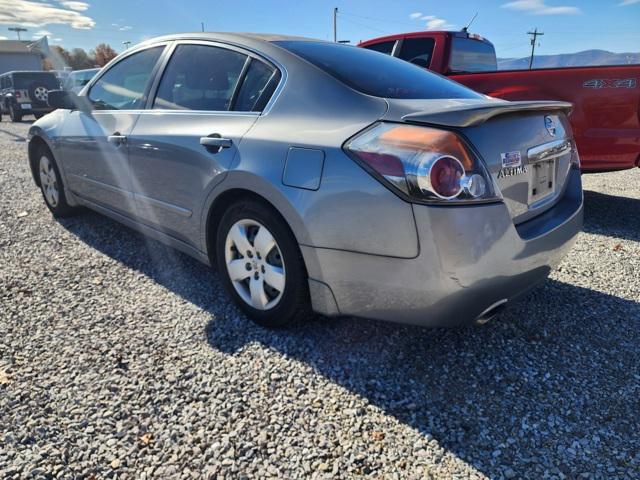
[59,1,89,11]
[0,35,7,40]
[0,0,96,29]
[33,29,52,37]
[409,12,455,30]
[619,0,640,4]
[53,37,62,42]
[502,0,580,15]
[119,25,132,31]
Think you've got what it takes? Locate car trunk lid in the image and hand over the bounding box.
[383,98,575,223]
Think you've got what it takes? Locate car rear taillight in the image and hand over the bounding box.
[345,123,500,204]
[15,91,21,98]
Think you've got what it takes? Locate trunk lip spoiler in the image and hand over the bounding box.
[401,100,573,128]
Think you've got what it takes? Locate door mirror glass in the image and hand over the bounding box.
[48,89,93,112]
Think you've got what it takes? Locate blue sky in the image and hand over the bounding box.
[1,0,639,58]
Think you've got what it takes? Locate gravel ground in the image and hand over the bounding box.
[1,119,639,479]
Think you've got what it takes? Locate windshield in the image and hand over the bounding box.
[12,72,60,89]
[449,38,497,73]
[275,40,483,100]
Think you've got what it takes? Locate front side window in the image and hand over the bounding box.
[363,41,396,56]
[153,44,247,111]
[276,40,482,100]
[88,46,163,110]
[398,38,435,69]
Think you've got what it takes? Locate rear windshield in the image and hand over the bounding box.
[449,38,497,73]
[12,72,60,89]
[275,40,483,100]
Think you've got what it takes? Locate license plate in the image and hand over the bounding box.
[529,159,556,203]
[21,103,32,110]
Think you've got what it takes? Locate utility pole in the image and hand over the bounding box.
[9,27,27,40]
[527,28,544,70]
[201,22,205,32]
[333,7,338,42]
[122,40,132,49]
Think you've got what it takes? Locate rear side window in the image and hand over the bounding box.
[89,46,163,110]
[153,44,247,111]
[450,38,497,73]
[233,59,279,112]
[363,41,395,55]
[398,38,435,69]
[275,40,482,100]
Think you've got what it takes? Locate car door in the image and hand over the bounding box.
[59,45,166,216]
[127,42,280,246]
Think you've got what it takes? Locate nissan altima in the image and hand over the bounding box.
[28,33,583,328]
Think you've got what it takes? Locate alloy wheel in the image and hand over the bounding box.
[39,156,59,208]
[224,219,285,310]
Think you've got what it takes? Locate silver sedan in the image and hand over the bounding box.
[28,33,583,328]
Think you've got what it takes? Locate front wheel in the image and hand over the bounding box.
[215,200,311,328]
[37,147,80,217]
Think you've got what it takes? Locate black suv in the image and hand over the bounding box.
[0,71,60,122]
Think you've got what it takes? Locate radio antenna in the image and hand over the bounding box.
[462,12,478,32]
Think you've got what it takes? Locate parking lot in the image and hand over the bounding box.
[0,119,639,478]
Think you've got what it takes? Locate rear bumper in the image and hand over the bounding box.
[303,168,583,327]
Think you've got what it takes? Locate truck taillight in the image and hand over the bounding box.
[345,123,501,204]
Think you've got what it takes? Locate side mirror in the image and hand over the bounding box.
[48,89,92,113]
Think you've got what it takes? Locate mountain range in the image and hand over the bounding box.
[497,49,640,70]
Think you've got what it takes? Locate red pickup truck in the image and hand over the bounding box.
[359,31,640,172]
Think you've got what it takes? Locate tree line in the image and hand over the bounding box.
[43,43,118,71]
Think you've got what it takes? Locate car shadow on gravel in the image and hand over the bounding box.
[60,211,640,478]
[583,189,640,242]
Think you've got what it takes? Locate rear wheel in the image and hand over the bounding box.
[37,147,80,217]
[215,200,311,328]
[9,103,22,122]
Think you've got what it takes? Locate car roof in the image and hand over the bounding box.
[136,32,321,48]
[1,70,57,76]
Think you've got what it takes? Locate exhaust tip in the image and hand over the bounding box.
[475,299,508,325]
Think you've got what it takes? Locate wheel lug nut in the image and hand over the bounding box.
[254,272,259,280]
[245,263,251,271]
[246,250,253,258]
[261,265,265,274]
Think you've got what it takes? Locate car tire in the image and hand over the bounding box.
[34,113,45,120]
[9,103,22,122]
[215,199,311,328]
[36,146,80,218]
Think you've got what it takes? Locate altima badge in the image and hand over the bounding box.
[497,165,528,179]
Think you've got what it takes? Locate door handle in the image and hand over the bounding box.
[200,136,233,149]
[107,134,127,145]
